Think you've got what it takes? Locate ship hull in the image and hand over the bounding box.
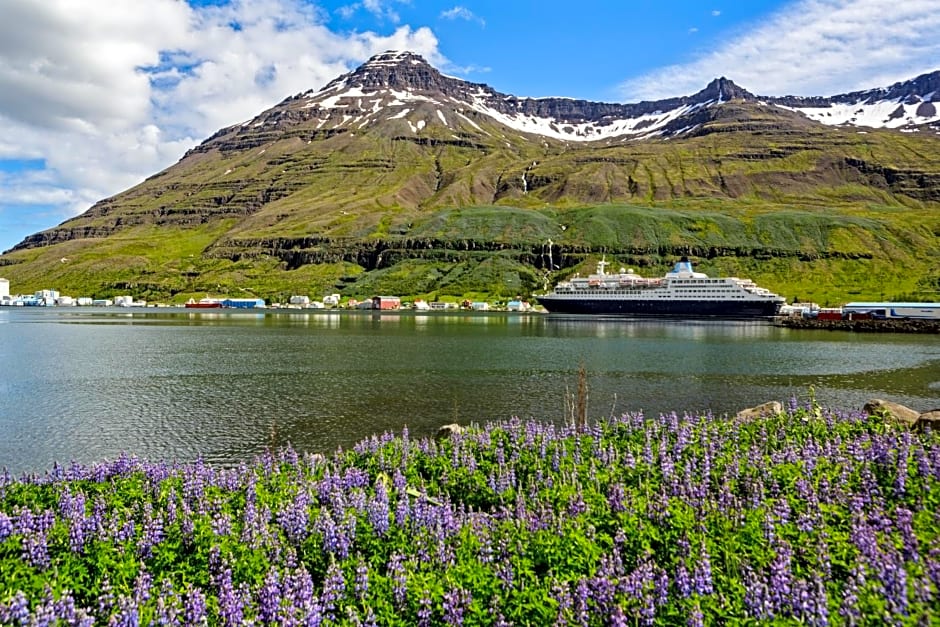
[536,296,781,318]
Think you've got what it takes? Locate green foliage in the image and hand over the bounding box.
[2,404,939,624]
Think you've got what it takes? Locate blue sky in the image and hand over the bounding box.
[1,0,939,255]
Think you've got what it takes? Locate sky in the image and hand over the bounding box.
[1,0,939,254]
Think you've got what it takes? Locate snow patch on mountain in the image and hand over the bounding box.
[778,99,940,129]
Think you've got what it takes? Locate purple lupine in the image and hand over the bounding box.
[110,594,140,627]
[0,510,12,542]
[570,578,590,627]
[551,582,572,627]
[741,565,771,619]
[134,567,153,605]
[768,543,794,612]
[394,491,411,527]
[216,568,244,627]
[589,555,617,615]
[137,502,165,559]
[808,574,830,627]
[607,482,626,513]
[895,507,919,562]
[442,587,471,627]
[368,479,390,536]
[20,521,51,571]
[354,555,370,600]
[881,547,909,618]
[320,561,346,622]
[152,579,181,626]
[567,490,587,516]
[895,430,911,497]
[115,519,136,544]
[210,511,232,538]
[692,546,714,596]
[927,545,940,594]
[674,562,692,598]
[417,590,433,627]
[277,490,310,546]
[183,586,207,625]
[687,599,705,627]
[258,566,282,625]
[283,563,318,622]
[387,552,408,609]
[0,590,30,626]
[97,578,115,617]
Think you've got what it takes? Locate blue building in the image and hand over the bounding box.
[222,298,266,309]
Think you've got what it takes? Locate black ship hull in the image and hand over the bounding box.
[536,297,782,318]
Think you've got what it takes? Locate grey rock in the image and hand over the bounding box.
[736,401,783,420]
[863,399,920,426]
[916,410,940,432]
[436,423,465,440]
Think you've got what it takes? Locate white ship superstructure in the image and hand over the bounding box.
[537,258,785,318]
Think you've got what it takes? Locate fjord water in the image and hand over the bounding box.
[1,307,937,475]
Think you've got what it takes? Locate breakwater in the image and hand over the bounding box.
[777,317,940,333]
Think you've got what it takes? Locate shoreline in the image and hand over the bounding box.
[776,316,940,333]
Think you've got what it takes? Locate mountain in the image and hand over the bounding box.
[2,51,939,305]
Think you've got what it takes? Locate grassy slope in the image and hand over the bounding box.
[1,109,938,305]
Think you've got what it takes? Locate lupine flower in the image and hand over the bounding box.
[1,406,939,625]
[368,479,390,536]
[692,546,714,596]
[257,566,282,625]
[417,590,433,627]
[216,567,244,627]
[183,586,207,626]
[387,552,408,609]
[0,511,12,542]
[0,591,30,626]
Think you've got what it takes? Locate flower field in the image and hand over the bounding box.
[1,399,938,625]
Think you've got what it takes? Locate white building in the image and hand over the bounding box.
[0,278,8,299]
[35,289,59,306]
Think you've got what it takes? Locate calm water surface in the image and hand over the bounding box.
[1,307,938,475]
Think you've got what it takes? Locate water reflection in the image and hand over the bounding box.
[0,308,937,475]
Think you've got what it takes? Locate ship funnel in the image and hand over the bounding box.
[673,259,694,274]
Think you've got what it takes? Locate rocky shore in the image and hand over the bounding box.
[776,317,940,333]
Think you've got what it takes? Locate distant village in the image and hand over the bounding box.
[0,277,535,312]
[3,276,938,322]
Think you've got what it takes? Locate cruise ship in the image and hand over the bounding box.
[536,258,786,318]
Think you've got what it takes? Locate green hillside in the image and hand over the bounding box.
[1,94,938,306]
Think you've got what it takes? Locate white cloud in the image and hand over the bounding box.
[337,0,410,23]
[440,6,486,27]
[0,0,442,251]
[619,0,940,100]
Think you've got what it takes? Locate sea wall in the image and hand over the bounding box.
[777,317,940,333]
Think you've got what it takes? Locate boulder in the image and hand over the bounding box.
[736,401,783,420]
[436,423,465,440]
[916,410,940,432]
[863,399,920,426]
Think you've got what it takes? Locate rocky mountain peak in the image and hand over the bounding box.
[321,50,452,94]
[190,51,940,161]
[694,77,756,103]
